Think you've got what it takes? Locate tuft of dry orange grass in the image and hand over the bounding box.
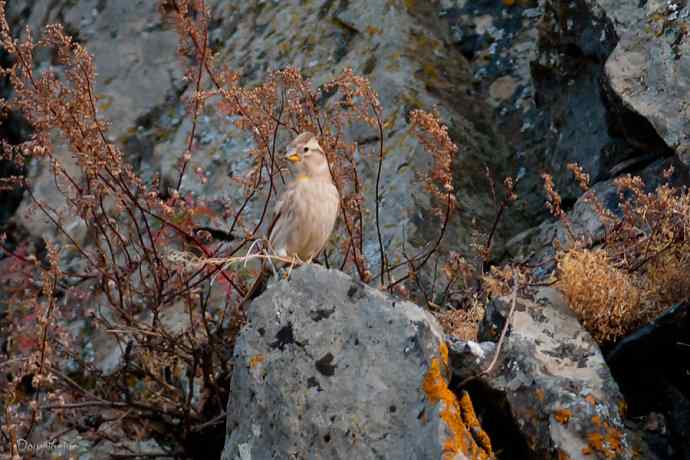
[435,294,485,341]
[556,248,645,343]
[547,165,690,344]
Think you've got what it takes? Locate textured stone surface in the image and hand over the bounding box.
[221,264,492,460]
[530,0,690,172]
[477,288,635,460]
[5,0,182,135]
[604,1,690,165]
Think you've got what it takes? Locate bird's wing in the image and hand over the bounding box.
[267,184,298,253]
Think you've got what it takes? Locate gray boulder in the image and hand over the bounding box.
[474,288,639,460]
[604,1,690,166]
[5,0,182,241]
[221,264,493,460]
[606,2,690,164]
[533,0,690,169]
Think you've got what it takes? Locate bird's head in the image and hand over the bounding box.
[285,132,330,179]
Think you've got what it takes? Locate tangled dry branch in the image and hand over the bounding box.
[0,0,466,456]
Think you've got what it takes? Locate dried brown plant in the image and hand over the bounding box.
[0,0,465,456]
[557,248,645,343]
[552,163,690,344]
[436,293,485,342]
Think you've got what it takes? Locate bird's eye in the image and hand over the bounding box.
[303,147,309,153]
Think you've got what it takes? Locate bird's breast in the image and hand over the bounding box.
[274,178,339,261]
[296,179,339,232]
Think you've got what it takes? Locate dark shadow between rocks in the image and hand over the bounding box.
[606,302,690,460]
[452,377,532,460]
[601,75,677,166]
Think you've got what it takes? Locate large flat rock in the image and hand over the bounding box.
[222,264,494,460]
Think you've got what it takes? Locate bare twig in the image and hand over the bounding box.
[176,0,208,191]
[374,114,388,286]
[459,270,519,387]
[191,411,226,432]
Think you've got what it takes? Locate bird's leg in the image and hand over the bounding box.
[282,254,304,280]
[262,239,281,278]
[284,255,296,279]
[267,254,279,279]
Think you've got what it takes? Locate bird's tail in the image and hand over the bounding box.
[238,260,271,310]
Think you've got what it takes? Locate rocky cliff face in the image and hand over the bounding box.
[2,0,518,273]
[442,0,689,245]
[3,1,688,253]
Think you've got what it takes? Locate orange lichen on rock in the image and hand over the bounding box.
[439,340,449,367]
[582,421,625,458]
[422,343,493,460]
[554,408,572,425]
[578,397,626,458]
[535,388,545,402]
[366,25,382,36]
[557,450,573,460]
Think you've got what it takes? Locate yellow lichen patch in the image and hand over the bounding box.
[422,345,493,460]
[618,400,627,418]
[98,100,112,112]
[383,109,398,130]
[248,354,264,369]
[553,408,572,425]
[460,392,494,456]
[421,62,440,82]
[278,41,291,56]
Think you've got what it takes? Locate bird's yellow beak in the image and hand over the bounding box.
[286,151,301,163]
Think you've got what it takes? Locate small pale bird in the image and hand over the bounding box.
[242,132,339,305]
[267,131,340,262]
